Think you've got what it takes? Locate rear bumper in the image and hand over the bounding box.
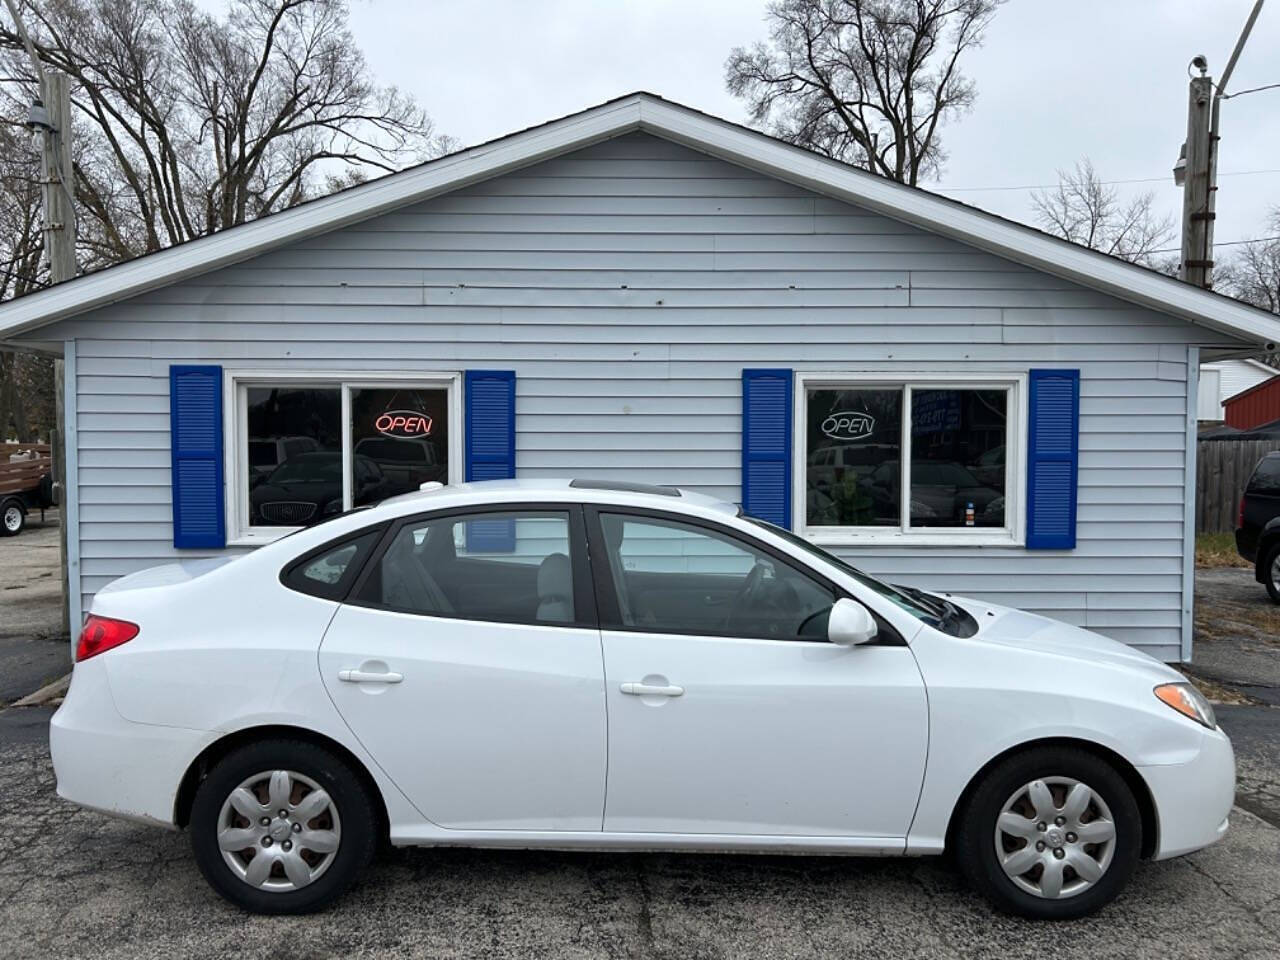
[1139,724,1235,860]
[49,659,214,828]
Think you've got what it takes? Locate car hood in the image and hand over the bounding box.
[943,594,1186,683]
[96,556,241,596]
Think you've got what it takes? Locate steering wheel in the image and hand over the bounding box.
[723,561,805,636]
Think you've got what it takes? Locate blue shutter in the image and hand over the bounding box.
[464,370,516,551]
[1026,369,1080,550]
[741,369,794,529]
[169,365,225,549]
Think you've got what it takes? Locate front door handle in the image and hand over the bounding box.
[620,682,684,697]
[338,668,404,684]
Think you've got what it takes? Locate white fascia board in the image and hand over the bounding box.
[0,98,644,339]
[638,98,1280,348]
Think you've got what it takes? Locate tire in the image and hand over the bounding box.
[954,746,1141,920]
[190,739,378,914]
[1262,542,1280,604]
[1,500,25,537]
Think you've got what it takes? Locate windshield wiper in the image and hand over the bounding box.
[900,585,964,628]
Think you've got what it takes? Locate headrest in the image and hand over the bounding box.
[537,552,572,597]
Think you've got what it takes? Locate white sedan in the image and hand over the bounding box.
[51,479,1234,918]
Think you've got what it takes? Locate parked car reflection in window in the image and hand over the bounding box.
[250,452,391,527]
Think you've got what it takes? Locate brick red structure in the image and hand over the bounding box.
[1225,376,1280,430]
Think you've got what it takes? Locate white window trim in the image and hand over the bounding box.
[223,369,463,547]
[793,370,1028,548]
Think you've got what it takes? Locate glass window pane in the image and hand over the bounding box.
[246,386,341,527]
[599,514,834,640]
[909,389,1007,528]
[349,387,450,504]
[358,511,574,625]
[805,388,902,527]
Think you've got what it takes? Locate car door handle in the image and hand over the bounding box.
[620,682,684,697]
[337,668,404,684]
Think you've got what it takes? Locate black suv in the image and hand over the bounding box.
[1236,451,1280,601]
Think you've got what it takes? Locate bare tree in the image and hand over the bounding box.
[1032,159,1175,268]
[0,0,453,269]
[725,0,1003,184]
[1217,208,1280,314]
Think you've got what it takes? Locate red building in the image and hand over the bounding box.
[1225,375,1280,430]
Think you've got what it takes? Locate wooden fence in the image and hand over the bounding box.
[1196,438,1280,533]
[0,443,52,497]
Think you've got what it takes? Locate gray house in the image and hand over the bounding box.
[3,93,1278,663]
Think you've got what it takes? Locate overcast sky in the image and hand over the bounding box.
[343,0,1280,249]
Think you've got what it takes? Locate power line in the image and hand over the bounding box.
[1149,234,1280,254]
[937,167,1280,193]
[1223,80,1280,99]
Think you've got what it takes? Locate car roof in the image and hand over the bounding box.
[376,477,739,517]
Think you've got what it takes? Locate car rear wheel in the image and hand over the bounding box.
[1,500,24,537]
[1262,542,1280,604]
[190,739,377,914]
[955,746,1141,920]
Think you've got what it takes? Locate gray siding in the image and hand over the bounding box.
[37,132,1246,660]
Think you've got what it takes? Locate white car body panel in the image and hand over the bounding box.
[49,478,1234,866]
[319,607,607,831]
[599,629,927,838]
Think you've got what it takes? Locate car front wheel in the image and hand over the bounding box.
[955,746,1141,920]
[190,739,377,914]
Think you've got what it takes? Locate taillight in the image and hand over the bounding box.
[76,615,139,661]
[1238,495,1247,529]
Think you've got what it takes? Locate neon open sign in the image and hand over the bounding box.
[375,410,433,439]
[821,411,875,441]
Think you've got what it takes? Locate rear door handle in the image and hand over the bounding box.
[338,668,404,684]
[620,682,684,697]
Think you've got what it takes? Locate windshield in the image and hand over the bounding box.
[268,454,342,484]
[743,516,942,625]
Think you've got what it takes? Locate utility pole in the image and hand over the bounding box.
[3,0,77,638]
[1173,0,1266,289]
[1176,66,1214,287]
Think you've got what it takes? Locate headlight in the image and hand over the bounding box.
[1154,682,1216,729]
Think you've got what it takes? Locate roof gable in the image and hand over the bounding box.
[2,92,1278,349]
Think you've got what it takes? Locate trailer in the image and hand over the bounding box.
[0,443,55,536]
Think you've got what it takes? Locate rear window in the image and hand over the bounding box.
[1249,456,1280,495]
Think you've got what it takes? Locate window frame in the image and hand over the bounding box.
[223,369,463,546]
[794,371,1028,547]
[583,504,903,645]
[344,502,599,631]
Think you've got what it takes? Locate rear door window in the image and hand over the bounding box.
[353,509,588,627]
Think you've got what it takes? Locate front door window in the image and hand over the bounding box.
[595,512,835,641]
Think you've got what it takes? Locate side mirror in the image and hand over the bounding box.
[828,597,878,647]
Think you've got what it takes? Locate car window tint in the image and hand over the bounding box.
[357,511,576,625]
[1250,456,1280,494]
[597,513,834,641]
[282,528,382,601]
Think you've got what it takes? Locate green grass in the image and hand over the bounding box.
[1195,533,1250,568]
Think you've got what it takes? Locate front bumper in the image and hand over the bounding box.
[50,659,214,828]
[1138,724,1235,860]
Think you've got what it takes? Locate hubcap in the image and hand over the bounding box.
[1271,555,1280,589]
[994,776,1116,900]
[216,769,341,893]
[3,506,20,532]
